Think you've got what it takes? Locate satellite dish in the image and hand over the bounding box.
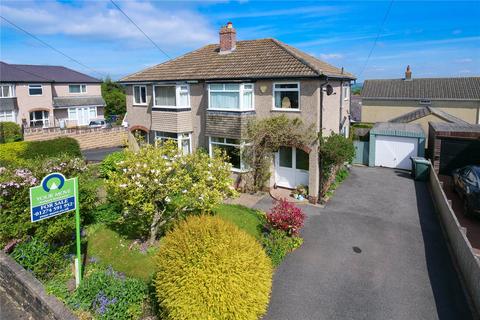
[326,84,334,96]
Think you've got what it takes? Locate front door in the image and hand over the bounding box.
[275,146,309,189]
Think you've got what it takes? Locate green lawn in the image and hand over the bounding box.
[216,204,264,239]
[86,224,157,281]
[86,204,264,281]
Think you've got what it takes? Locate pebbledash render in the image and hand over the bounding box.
[119,22,356,203]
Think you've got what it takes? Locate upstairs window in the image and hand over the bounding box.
[208,83,254,111]
[28,84,43,96]
[273,83,299,110]
[0,84,15,98]
[153,85,190,108]
[133,85,147,105]
[69,84,87,94]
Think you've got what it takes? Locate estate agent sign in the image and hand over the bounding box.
[29,172,82,286]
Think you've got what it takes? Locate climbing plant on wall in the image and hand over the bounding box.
[242,115,316,191]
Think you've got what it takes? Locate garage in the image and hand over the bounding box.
[428,122,480,175]
[369,123,425,170]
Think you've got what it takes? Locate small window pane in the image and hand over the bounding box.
[214,144,241,169]
[225,138,240,145]
[275,83,298,89]
[210,84,223,90]
[178,90,189,107]
[243,84,253,90]
[69,85,81,93]
[134,86,146,104]
[243,91,252,109]
[225,84,240,90]
[29,85,42,96]
[279,147,292,168]
[210,91,239,109]
[275,91,299,109]
[89,107,96,118]
[181,139,190,155]
[211,137,224,143]
[296,149,309,171]
[155,86,176,106]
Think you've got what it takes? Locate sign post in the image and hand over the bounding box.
[30,172,82,286]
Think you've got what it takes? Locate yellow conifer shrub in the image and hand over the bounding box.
[154,215,273,320]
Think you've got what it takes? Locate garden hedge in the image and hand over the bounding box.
[0,121,22,143]
[0,137,81,166]
[154,215,272,320]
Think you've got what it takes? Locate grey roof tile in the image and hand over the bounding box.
[53,96,105,108]
[362,77,480,100]
[0,62,101,83]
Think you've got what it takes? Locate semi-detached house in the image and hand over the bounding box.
[0,62,105,128]
[119,22,355,203]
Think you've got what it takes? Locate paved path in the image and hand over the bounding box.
[258,166,473,320]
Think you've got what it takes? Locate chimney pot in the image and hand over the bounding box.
[219,22,236,54]
[405,65,412,80]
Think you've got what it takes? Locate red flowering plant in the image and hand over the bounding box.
[265,199,305,236]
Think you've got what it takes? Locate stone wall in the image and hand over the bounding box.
[429,168,480,315]
[0,251,77,320]
[24,126,128,150]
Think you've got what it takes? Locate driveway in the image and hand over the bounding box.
[81,146,124,162]
[257,166,473,320]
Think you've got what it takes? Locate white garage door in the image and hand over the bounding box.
[375,135,418,170]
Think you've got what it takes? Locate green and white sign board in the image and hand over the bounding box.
[30,173,76,222]
[29,172,82,285]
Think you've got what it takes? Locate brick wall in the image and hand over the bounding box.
[24,126,128,150]
[0,251,77,320]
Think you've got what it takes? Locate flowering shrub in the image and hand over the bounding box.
[265,199,305,236]
[106,141,237,244]
[68,265,147,320]
[99,151,126,178]
[0,156,97,246]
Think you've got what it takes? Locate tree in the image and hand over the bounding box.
[106,141,237,244]
[101,77,126,119]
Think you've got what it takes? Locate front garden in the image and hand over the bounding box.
[1,136,307,319]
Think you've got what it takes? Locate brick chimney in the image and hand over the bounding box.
[405,65,412,80]
[219,22,236,54]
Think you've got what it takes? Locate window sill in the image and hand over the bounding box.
[152,107,191,112]
[133,103,148,106]
[153,106,190,109]
[271,108,301,113]
[208,108,255,112]
[231,168,250,173]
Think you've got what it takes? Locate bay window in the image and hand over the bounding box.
[153,85,190,108]
[0,84,15,98]
[28,84,43,96]
[208,83,254,111]
[0,110,15,122]
[209,137,248,171]
[273,83,299,110]
[29,110,49,127]
[68,107,97,126]
[154,131,191,154]
[133,85,147,105]
[69,84,87,94]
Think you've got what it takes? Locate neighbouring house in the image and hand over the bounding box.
[361,66,480,140]
[119,22,355,202]
[0,61,106,128]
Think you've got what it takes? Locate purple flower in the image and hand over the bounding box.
[92,291,117,315]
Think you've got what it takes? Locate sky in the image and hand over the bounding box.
[0,0,479,82]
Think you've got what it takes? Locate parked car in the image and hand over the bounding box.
[452,165,480,217]
[88,119,112,129]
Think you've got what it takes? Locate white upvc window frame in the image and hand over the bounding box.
[154,131,192,154]
[67,106,98,125]
[207,83,254,111]
[208,136,250,172]
[28,84,43,96]
[69,84,87,94]
[133,85,147,105]
[152,84,190,109]
[272,82,300,112]
[342,83,350,101]
[0,110,16,122]
[0,84,15,98]
[29,110,49,127]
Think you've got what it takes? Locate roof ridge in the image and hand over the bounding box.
[270,38,321,76]
[365,76,480,82]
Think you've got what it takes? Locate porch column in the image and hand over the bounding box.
[308,143,319,203]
